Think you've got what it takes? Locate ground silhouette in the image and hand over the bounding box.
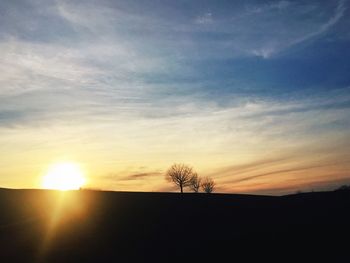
[0,188,349,262]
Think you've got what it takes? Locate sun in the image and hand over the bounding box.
[42,162,86,190]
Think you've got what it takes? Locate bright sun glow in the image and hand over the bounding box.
[42,162,86,190]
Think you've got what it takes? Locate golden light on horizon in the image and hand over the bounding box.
[42,162,86,191]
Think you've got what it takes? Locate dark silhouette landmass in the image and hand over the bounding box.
[0,188,349,262]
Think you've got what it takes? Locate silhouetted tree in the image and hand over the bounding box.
[201,177,215,193]
[189,173,201,193]
[166,163,194,193]
[335,185,350,191]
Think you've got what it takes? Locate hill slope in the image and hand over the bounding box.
[0,189,349,262]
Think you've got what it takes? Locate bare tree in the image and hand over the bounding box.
[166,163,194,193]
[189,173,201,193]
[201,177,215,193]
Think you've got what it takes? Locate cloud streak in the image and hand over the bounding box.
[287,0,347,50]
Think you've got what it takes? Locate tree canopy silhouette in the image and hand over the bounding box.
[201,177,215,193]
[189,173,201,193]
[166,163,195,193]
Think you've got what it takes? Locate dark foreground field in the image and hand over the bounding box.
[0,188,349,262]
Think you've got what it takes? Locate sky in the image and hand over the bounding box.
[0,0,350,195]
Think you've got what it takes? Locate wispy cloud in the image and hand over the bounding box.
[245,0,292,15]
[0,0,349,193]
[195,12,214,25]
[287,0,347,50]
[248,0,347,58]
[122,172,162,181]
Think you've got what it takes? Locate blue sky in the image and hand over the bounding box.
[0,0,349,194]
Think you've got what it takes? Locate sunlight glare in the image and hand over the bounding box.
[42,162,86,190]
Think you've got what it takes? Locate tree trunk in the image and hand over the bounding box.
[180,184,183,193]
